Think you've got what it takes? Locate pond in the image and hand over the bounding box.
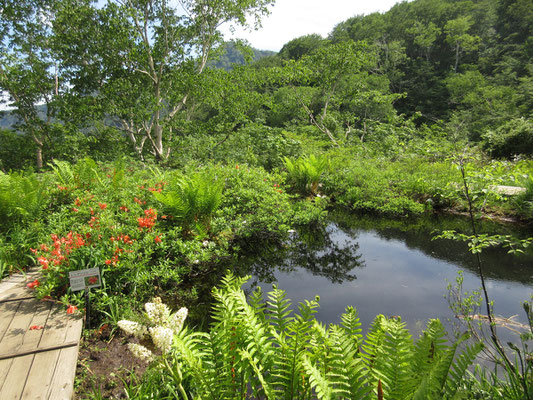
[238,211,533,340]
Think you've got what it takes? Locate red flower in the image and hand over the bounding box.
[29,325,44,330]
[105,259,112,265]
[236,164,239,169]
[119,206,129,212]
[27,279,40,289]
[155,235,162,243]
[38,257,49,269]
[88,276,98,285]
[99,203,107,210]
[72,208,79,212]
[144,208,156,218]
[66,305,78,314]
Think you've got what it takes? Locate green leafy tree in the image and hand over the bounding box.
[444,16,481,73]
[55,0,274,161]
[0,0,65,169]
[279,34,327,61]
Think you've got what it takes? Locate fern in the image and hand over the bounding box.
[0,171,49,226]
[153,172,223,234]
[141,274,483,400]
[284,154,330,195]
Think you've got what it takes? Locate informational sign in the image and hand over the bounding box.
[69,267,102,291]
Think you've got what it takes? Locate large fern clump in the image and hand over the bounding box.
[284,154,330,195]
[152,171,223,234]
[125,273,482,399]
[0,171,50,227]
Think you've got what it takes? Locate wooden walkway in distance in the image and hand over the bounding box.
[0,269,83,400]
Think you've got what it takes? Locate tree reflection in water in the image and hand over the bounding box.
[235,223,365,287]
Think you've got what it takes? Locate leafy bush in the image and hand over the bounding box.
[482,118,533,158]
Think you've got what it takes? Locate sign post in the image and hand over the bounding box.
[69,267,101,329]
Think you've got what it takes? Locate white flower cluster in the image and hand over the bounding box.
[117,297,189,362]
[117,320,147,339]
[149,326,173,354]
[145,297,170,325]
[170,307,188,333]
[127,343,154,362]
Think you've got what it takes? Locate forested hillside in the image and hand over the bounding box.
[0,0,531,170]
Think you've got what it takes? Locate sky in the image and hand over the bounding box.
[222,0,406,52]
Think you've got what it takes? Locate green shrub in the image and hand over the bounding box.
[482,118,533,158]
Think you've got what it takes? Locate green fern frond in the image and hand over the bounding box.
[302,355,333,400]
[444,340,484,399]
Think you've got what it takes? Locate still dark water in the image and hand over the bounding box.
[238,211,533,338]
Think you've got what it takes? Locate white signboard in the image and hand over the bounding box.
[69,267,102,291]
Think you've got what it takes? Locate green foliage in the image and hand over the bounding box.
[284,154,330,195]
[213,164,325,241]
[482,118,533,158]
[0,128,35,171]
[123,273,482,399]
[0,170,49,226]
[153,172,223,234]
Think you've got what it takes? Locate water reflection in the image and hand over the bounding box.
[237,223,364,286]
[237,211,533,338]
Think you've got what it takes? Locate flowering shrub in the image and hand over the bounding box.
[11,159,325,317]
[118,297,188,361]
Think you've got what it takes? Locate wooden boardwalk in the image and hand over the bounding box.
[0,269,83,400]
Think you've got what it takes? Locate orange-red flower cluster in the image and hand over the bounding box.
[133,197,146,205]
[27,279,40,289]
[66,305,77,314]
[88,216,99,229]
[33,232,88,271]
[29,325,44,330]
[110,234,133,245]
[138,208,157,230]
[147,181,166,192]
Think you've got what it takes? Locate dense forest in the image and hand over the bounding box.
[0,0,531,170]
[1,0,532,398]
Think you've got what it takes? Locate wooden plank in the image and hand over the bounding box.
[0,359,13,395]
[45,314,82,400]
[46,347,79,400]
[0,299,39,355]
[23,306,73,400]
[0,298,40,396]
[0,301,20,343]
[0,270,40,302]
[0,354,34,399]
[0,341,79,361]
[17,302,52,354]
